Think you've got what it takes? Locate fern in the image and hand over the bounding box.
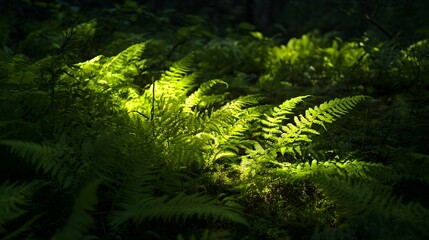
[152,53,197,101]
[51,179,101,240]
[129,56,262,169]
[261,95,310,140]
[1,214,42,240]
[197,95,263,166]
[100,42,147,80]
[110,192,248,227]
[183,79,229,114]
[0,139,77,188]
[283,95,368,141]
[204,95,260,135]
[0,181,41,227]
[0,140,55,174]
[0,180,43,240]
[108,150,248,231]
[313,176,429,239]
[237,95,369,175]
[125,53,198,125]
[209,106,265,163]
[273,158,395,182]
[261,95,369,157]
[110,169,248,233]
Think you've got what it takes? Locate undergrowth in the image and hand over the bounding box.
[1,1,428,239]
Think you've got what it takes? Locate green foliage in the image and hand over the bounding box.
[0,180,43,240]
[183,79,229,113]
[250,95,369,163]
[1,139,86,189]
[1,2,428,239]
[0,181,40,228]
[111,192,247,227]
[51,180,101,240]
[313,176,429,239]
[0,140,55,169]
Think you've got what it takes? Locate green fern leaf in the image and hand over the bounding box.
[110,192,248,227]
[313,176,429,239]
[0,140,55,174]
[277,95,369,147]
[0,140,77,188]
[0,181,41,226]
[100,42,147,83]
[183,79,229,113]
[262,95,309,141]
[51,179,101,240]
[1,214,43,240]
[274,158,392,181]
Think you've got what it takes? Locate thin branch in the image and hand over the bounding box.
[365,14,393,40]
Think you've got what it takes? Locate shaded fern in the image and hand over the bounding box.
[0,181,41,227]
[110,192,248,227]
[312,176,429,240]
[1,139,78,189]
[51,179,101,240]
[0,140,55,174]
[108,161,248,231]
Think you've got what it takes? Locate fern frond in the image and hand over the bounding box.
[210,106,264,164]
[68,41,151,104]
[183,79,229,114]
[163,133,206,168]
[317,176,396,215]
[261,95,309,141]
[274,158,394,182]
[101,42,147,75]
[0,181,41,226]
[110,160,247,228]
[100,42,147,82]
[158,53,197,99]
[279,95,369,145]
[1,214,43,240]
[205,95,260,134]
[0,140,55,174]
[110,192,248,227]
[194,95,262,166]
[164,53,194,78]
[0,140,78,188]
[137,54,197,112]
[313,176,429,239]
[219,106,263,142]
[51,179,101,240]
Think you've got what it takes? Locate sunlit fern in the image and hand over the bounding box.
[261,95,369,158]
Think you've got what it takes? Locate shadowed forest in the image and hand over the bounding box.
[1,0,429,239]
